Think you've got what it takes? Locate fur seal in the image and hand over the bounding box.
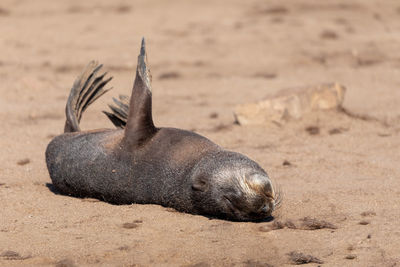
[45,39,279,221]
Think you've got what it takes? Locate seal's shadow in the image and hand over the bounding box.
[207,215,275,223]
[46,183,61,195]
[46,183,275,223]
[252,216,275,223]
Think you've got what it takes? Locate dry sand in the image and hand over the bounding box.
[1,0,399,266]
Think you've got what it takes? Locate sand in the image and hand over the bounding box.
[1,0,399,266]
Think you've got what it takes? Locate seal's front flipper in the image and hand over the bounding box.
[64,61,113,133]
[122,38,157,150]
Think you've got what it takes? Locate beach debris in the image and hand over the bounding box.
[234,83,346,126]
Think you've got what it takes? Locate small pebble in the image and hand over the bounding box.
[305,126,320,135]
[17,158,30,166]
[345,254,357,260]
[122,222,139,229]
[282,160,291,166]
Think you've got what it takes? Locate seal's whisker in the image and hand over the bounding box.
[272,182,283,210]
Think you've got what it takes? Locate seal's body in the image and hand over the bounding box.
[46,39,278,221]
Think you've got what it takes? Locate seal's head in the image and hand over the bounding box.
[190,151,277,221]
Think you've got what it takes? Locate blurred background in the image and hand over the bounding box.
[2,0,400,129]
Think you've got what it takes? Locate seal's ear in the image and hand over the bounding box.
[122,38,157,150]
[192,176,209,192]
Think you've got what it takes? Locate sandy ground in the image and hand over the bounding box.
[1,0,400,266]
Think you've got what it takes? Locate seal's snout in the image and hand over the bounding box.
[244,173,276,216]
[260,196,275,215]
[261,204,270,213]
[217,171,277,221]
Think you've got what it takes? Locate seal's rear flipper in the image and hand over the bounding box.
[64,62,113,132]
[121,38,157,150]
[103,95,129,128]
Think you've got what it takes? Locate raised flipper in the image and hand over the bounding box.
[120,38,157,150]
[64,61,113,132]
[103,94,129,128]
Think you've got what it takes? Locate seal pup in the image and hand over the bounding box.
[46,39,279,221]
